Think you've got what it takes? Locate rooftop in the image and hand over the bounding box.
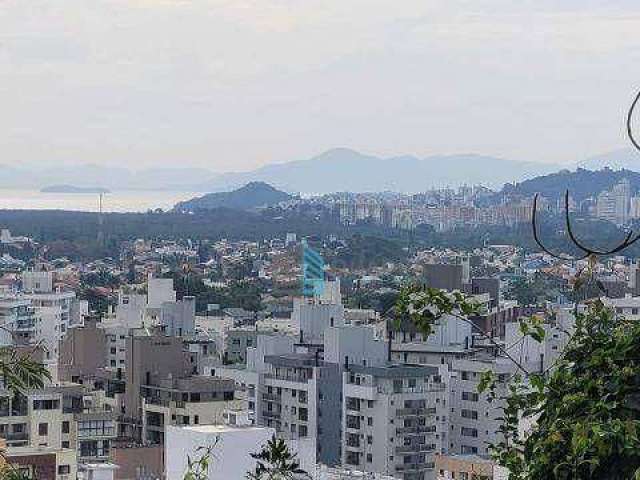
[348,363,439,377]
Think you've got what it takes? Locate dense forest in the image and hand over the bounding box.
[2,206,640,261]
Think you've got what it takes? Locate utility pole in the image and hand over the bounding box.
[97,192,105,246]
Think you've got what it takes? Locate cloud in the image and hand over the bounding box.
[1,0,640,171]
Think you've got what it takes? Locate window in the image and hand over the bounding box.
[366,453,372,463]
[461,391,479,402]
[367,417,373,426]
[33,399,60,410]
[62,421,70,434]
[299,408,308,422]
[299,425,308,437]
[461,409,478,420]
[461,427,478,437]
[38,423,48,436]
[78,420,116,438]
[58,465,71,475]
[62,441,70,448]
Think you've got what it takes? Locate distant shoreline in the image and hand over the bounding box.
[40,185,111,194]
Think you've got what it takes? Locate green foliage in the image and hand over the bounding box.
[497,301,640,480]
[506,274,566,306]
[0,347,51,394]
[397,285,640,479]
[518,315,546,343]
[326,235,408,270]
[183,443,218,480]
[168,272,263,313]
[395,284,480,337]
[0,465,30,480]
[247,435,308,480]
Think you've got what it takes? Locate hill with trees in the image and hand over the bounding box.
[501,167,640,201]
[174,182,292,212]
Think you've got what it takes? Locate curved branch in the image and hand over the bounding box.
[531,194,589,261]
[451,312,531,377]
[627,88,640,153]
[563,190,640,256]
[563,190,609,256]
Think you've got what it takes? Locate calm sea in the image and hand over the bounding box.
[0,189,204,213]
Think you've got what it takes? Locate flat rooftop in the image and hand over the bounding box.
[175,424,272,434]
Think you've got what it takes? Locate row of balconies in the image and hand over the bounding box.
[396,425,437,435]
[395,444,435,454]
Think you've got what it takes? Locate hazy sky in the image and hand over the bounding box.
[2,0,640,173]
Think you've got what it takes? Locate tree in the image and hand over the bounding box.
[247,435,309,480]
[396,284,640,479]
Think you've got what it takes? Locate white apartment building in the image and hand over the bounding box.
[448,357,514,458]
[342,364,448,480]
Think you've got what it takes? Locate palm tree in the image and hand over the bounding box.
[0,340,51,480]
[247,435,309,480]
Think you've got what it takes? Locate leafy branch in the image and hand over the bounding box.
[247,435,309,480]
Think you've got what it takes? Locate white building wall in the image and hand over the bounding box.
[165,425,275,480]
[147,276,176,309]
[324,326,387,368]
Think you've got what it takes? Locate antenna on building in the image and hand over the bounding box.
[97,192,105,246]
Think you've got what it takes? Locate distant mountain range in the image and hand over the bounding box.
[192,148,562,193]
[174,182,292,212]
[4,147,640,194]
[0,165,215,191]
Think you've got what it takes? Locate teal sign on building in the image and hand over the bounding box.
[302,243,324,297]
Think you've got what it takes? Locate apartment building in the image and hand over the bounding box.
[123,329,243,444]
[0,384,83,451]
[258,351,342,466]
[0,297,36,345]
[342,364,447,480]
[448,357,513,457]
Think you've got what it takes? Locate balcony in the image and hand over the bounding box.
[346,436,361,449]
[396,426,436,435]
[262,411,281,420]
[395,444,435,454]
[264,373,310,384]
[262,393,281,402]
[4,432,29,442]
[396,407,430,416]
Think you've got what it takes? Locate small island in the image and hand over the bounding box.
[40,185,111,194]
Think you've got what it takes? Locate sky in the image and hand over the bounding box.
[1,0,640,173]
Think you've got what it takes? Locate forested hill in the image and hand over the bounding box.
[174,182,291,212]
[501,168,640,201]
